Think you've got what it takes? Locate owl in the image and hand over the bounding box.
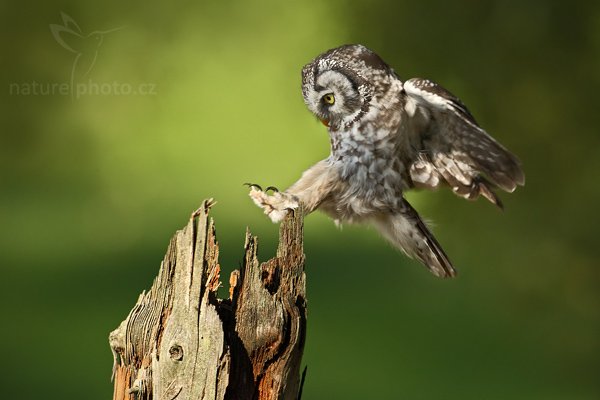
[248,44,524,278]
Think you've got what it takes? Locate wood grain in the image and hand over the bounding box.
[110,199,306,400]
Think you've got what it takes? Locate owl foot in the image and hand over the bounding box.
[247,184,299,223]
[244,183,263,191]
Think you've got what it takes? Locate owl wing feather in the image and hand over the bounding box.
[403,78,524,208]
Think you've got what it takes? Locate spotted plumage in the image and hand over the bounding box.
[249,44,524,278]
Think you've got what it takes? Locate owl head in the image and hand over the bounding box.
[301,44,395,130]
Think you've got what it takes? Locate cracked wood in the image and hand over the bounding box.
[110,199,307,400]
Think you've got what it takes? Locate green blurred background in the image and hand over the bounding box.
[1,0,599,398]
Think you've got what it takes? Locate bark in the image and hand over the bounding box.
[109,199,307,400]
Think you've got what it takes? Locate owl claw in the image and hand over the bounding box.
[248,185,300,223]
[244,182,263,191]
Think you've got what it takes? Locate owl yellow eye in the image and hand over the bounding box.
[322,93,335,105]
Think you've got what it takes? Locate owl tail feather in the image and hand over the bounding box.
[372,199,456,278]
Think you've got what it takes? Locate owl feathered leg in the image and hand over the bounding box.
[248,160,338,222]
[372,199,456,278]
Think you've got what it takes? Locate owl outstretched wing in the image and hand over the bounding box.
[403,78,525,208]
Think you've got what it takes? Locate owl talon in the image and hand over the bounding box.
[265,186,279,193]
[248,186,300,223]
[244,182,263,191]
[284,207,297,216]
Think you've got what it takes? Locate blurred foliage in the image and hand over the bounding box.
[1,0,599,399]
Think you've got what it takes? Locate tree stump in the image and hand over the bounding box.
[109,199,307,400]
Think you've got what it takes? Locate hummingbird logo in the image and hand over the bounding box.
[50,12,122,93]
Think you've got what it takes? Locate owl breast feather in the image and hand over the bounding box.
[329,125,406,217]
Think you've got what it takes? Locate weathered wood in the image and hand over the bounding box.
[109,199,307,400]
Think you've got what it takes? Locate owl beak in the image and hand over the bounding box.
[319,118,330,127]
